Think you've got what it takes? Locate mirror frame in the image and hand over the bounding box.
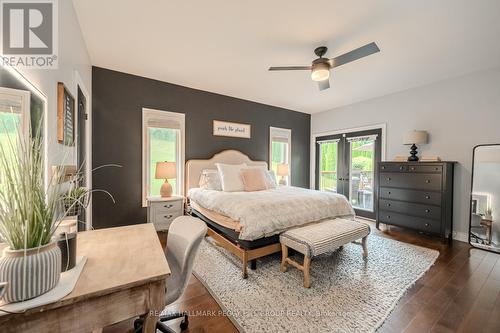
[469,143,500,253]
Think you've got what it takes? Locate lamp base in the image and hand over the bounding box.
[279,176,287,186]
[160,180,173,197]
[408,144,419,162]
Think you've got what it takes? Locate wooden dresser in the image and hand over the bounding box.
[377,162,455,242]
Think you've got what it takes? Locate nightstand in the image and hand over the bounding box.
[147,196,185,231]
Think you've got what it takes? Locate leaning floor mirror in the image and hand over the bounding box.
[469,144,500,253]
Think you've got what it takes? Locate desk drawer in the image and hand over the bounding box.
[379,187,442,206]
[378,211,441,233]
[379,199,441,220]
[379,173,442,191]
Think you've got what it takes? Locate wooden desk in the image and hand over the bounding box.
[480,218,493,245]
[0,224,170,333]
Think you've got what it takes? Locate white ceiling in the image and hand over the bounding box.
[73,0,500,114]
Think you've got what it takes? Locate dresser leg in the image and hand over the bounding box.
[376,221,380,230]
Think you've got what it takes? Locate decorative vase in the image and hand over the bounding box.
[0,242,61,303]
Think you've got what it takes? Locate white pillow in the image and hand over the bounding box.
[245,165,277,189]
[266,170,278,189]
[198,169,222,191]
[216,163,247,192]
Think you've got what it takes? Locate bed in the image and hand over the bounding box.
[185,150,355,278]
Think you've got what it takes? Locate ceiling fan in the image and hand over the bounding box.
[269,42,380,91]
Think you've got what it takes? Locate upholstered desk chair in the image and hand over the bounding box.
[134,216,207,333]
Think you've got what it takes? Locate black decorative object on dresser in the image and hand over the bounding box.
[376,162,455,243]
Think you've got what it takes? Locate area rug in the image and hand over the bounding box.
[193,234,439,333]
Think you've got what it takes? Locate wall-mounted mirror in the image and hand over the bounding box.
[469,144,500,253]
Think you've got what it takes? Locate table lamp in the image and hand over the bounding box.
[277,164,290,186]
[155,161,176,197]
[404,130,428,161]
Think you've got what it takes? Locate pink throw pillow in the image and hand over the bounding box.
[240,168,268,192]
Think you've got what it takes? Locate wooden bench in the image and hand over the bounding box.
[279,218,370,288]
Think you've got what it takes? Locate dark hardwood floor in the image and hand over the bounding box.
[104,222,500,333]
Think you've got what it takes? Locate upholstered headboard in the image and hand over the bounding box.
[185,150,268,193]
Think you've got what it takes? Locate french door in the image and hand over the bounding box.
[315,128,382,219]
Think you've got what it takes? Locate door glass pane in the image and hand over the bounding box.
[319,141,338,192]
[149,127,179,196]
[349,138,375,211]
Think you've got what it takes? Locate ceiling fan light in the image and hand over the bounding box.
[311,63,330,81]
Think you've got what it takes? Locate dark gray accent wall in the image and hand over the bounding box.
[92,67,311,229]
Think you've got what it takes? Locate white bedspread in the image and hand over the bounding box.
[188,186,355,240]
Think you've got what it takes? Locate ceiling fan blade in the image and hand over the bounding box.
[329,42,380,68]
[268,66,311,71]
[318,79,330,91]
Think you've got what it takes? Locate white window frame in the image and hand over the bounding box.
[269,126,292,184]
[142,108,185,207]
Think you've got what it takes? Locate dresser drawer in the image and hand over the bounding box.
[378,211,441,233]
[379,199,441,220]
[151,200,183,214]
[379,173,442,191]
[379,187,442,206]
[380,163,408,172]
[152,212,182,230]
[407,164,442,173]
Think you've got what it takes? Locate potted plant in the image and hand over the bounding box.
[0,126,72,303]
[485,208,493,220]
[62,184,89,217]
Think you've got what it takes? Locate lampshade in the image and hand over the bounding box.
[277,164,290,176]
[155,161,176,179]
[311,63,330,82]
[404,130,428,145]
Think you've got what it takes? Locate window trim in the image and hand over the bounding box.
[142,108,185,207]
[269,126,292,184]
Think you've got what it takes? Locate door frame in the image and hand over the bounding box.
[310,123,387,189]
[74,70,92,231]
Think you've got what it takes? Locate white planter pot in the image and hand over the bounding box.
[0,242,61,303]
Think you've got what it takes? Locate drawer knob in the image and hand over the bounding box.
[435,167,439,171]
[381,166,386,170]
[425,195,430,199]
[164,204,173,208]
[411,167,415,171]
[386,203,391,207]
[164,214,173,219]
[388,191,392,195]
[399,166,404,170]
[425,209,430,213]
[425,179,431,183]
[425,223,430,227]
[386,177,391,181]
[386,215,391,219]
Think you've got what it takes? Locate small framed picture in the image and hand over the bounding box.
[213,120,251,139]
[57,82,75,146]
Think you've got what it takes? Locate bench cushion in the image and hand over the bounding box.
[280,218,370,257]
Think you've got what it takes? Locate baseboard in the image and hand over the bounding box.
[452,231,468,243]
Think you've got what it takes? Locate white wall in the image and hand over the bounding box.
[311,67,500,242]
[17,0,91,168]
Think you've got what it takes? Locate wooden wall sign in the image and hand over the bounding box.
[57,82,75,145]
[213,120,251,139]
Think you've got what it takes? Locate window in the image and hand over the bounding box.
[142,108,185,206]
[269,127,291,184]
[0,87,30,166]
